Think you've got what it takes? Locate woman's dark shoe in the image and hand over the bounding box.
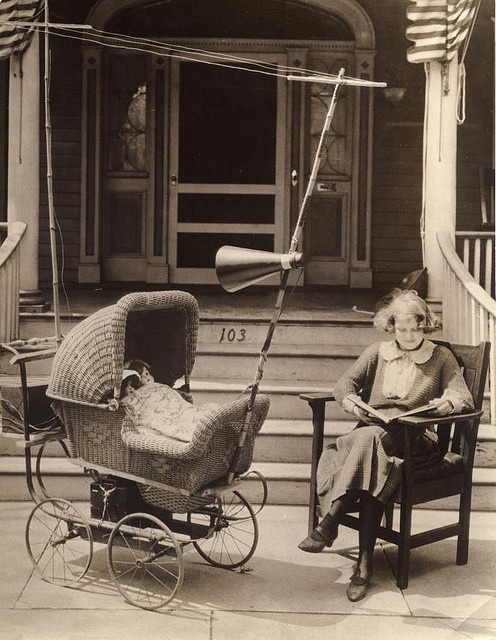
[298,524,338,553]
[346,575,370,602]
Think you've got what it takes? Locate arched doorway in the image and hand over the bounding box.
[79,0,376,287]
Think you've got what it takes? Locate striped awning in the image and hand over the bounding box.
[406,0,479,64]
[0,0,44,61]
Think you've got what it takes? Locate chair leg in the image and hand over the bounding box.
[396,500,413,590]
[456,491,472,565]
[384,500,394,529]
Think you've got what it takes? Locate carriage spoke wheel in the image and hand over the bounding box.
[35,438,70,501]
[107,512,184,610]
[25,498,93,586]
[187,490,258,569]
[238,470,269,515]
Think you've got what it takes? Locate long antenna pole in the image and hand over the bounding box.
[227,69,346,482]
[43,0,62,344]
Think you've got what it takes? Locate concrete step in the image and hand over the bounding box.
[252,419,496,467]
[188,379,493,421]
[193,344,364,381]
[197,317,378,347]
[2,420,494,467]
[1,456,495,511]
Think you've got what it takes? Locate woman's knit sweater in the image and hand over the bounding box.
[333,340,474,422]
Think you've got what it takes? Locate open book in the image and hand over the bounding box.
[349,397,437,425]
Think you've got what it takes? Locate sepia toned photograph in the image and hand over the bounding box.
[0,1,494,638]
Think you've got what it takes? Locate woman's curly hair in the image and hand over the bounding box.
[373,289,442,334]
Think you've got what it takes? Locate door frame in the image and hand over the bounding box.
[78,40,376,288]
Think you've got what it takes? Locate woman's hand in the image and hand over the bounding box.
[428,397,454,416]
[342,394,371,421]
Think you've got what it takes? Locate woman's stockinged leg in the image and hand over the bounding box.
[298,490,361,553]
[347,493,384,602]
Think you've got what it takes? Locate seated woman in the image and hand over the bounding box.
[120,360,220,443]
[298,289,474,602]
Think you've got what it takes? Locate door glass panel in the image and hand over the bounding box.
[308,57,349,180]
[308,197,343,257]
[105,192,143,254]
[178,194,275,223]
[179,62,277,184]
[177,233,273,268]
[107,55,148,173]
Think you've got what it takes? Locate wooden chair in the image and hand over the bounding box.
[300,340,491,589]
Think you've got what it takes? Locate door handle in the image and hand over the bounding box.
[170,175,177,186]
[291,169,298,187]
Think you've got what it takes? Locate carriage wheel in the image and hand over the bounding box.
[187,490,259,569]
[25,498,93,586]
[238,470,269,515]
[107,512,184,610]
[35,438,70,501]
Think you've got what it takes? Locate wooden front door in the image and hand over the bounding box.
[168,55,287,284]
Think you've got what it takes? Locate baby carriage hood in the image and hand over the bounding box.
[47,291,199,406]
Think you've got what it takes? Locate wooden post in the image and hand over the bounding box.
[7,32,46,310]
[422,55,459,303]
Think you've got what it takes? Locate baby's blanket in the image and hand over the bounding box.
[122,382,220,442]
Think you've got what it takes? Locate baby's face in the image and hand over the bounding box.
[122,379,137,397]
[140,368,154,385]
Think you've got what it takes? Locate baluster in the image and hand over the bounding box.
[473,239,481,286]
[462,238,470,272]
[485,236,493,295]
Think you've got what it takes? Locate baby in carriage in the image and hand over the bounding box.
[120,360,220,443]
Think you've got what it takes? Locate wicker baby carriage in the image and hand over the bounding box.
[23,290,270,610]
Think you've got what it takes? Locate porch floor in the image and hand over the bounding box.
[33,286,382,322]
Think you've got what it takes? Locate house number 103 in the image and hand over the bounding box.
[219,327,246,343]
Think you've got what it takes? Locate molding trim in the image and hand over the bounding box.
[86,0,375,48]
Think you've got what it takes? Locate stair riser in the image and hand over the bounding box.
[191,389,341,420]
[20,317,378,347]
[194,353,357,382]
[197,321,378,347]
[3,433,494,469]
[253,435,496,468]
[2,473,494,511]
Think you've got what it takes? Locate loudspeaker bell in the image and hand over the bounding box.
[215,245,304,292]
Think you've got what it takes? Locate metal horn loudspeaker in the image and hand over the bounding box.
[215,245,304,292]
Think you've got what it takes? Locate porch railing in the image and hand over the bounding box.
[455,230,494,296]
[438,230,496,424]
[0,221,27,344]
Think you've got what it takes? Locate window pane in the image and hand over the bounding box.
[178,194,275,223]
[179,62,276,184]
[107,55,147,172]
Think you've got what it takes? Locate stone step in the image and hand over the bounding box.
[188,379,493,421]
[3,421,494,467]
[197,317,378,347]
[20,313,377,349]
[193,344,364,381]
[253,419,496,467]
[1,456,495,511]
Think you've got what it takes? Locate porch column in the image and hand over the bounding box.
[423,55,458,302]
[7,32,45,309]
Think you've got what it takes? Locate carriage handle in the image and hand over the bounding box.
[46,391,114,411]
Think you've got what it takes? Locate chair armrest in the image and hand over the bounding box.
[396,409,483,428]
[300,391,335,403]
[9,347,58,365]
